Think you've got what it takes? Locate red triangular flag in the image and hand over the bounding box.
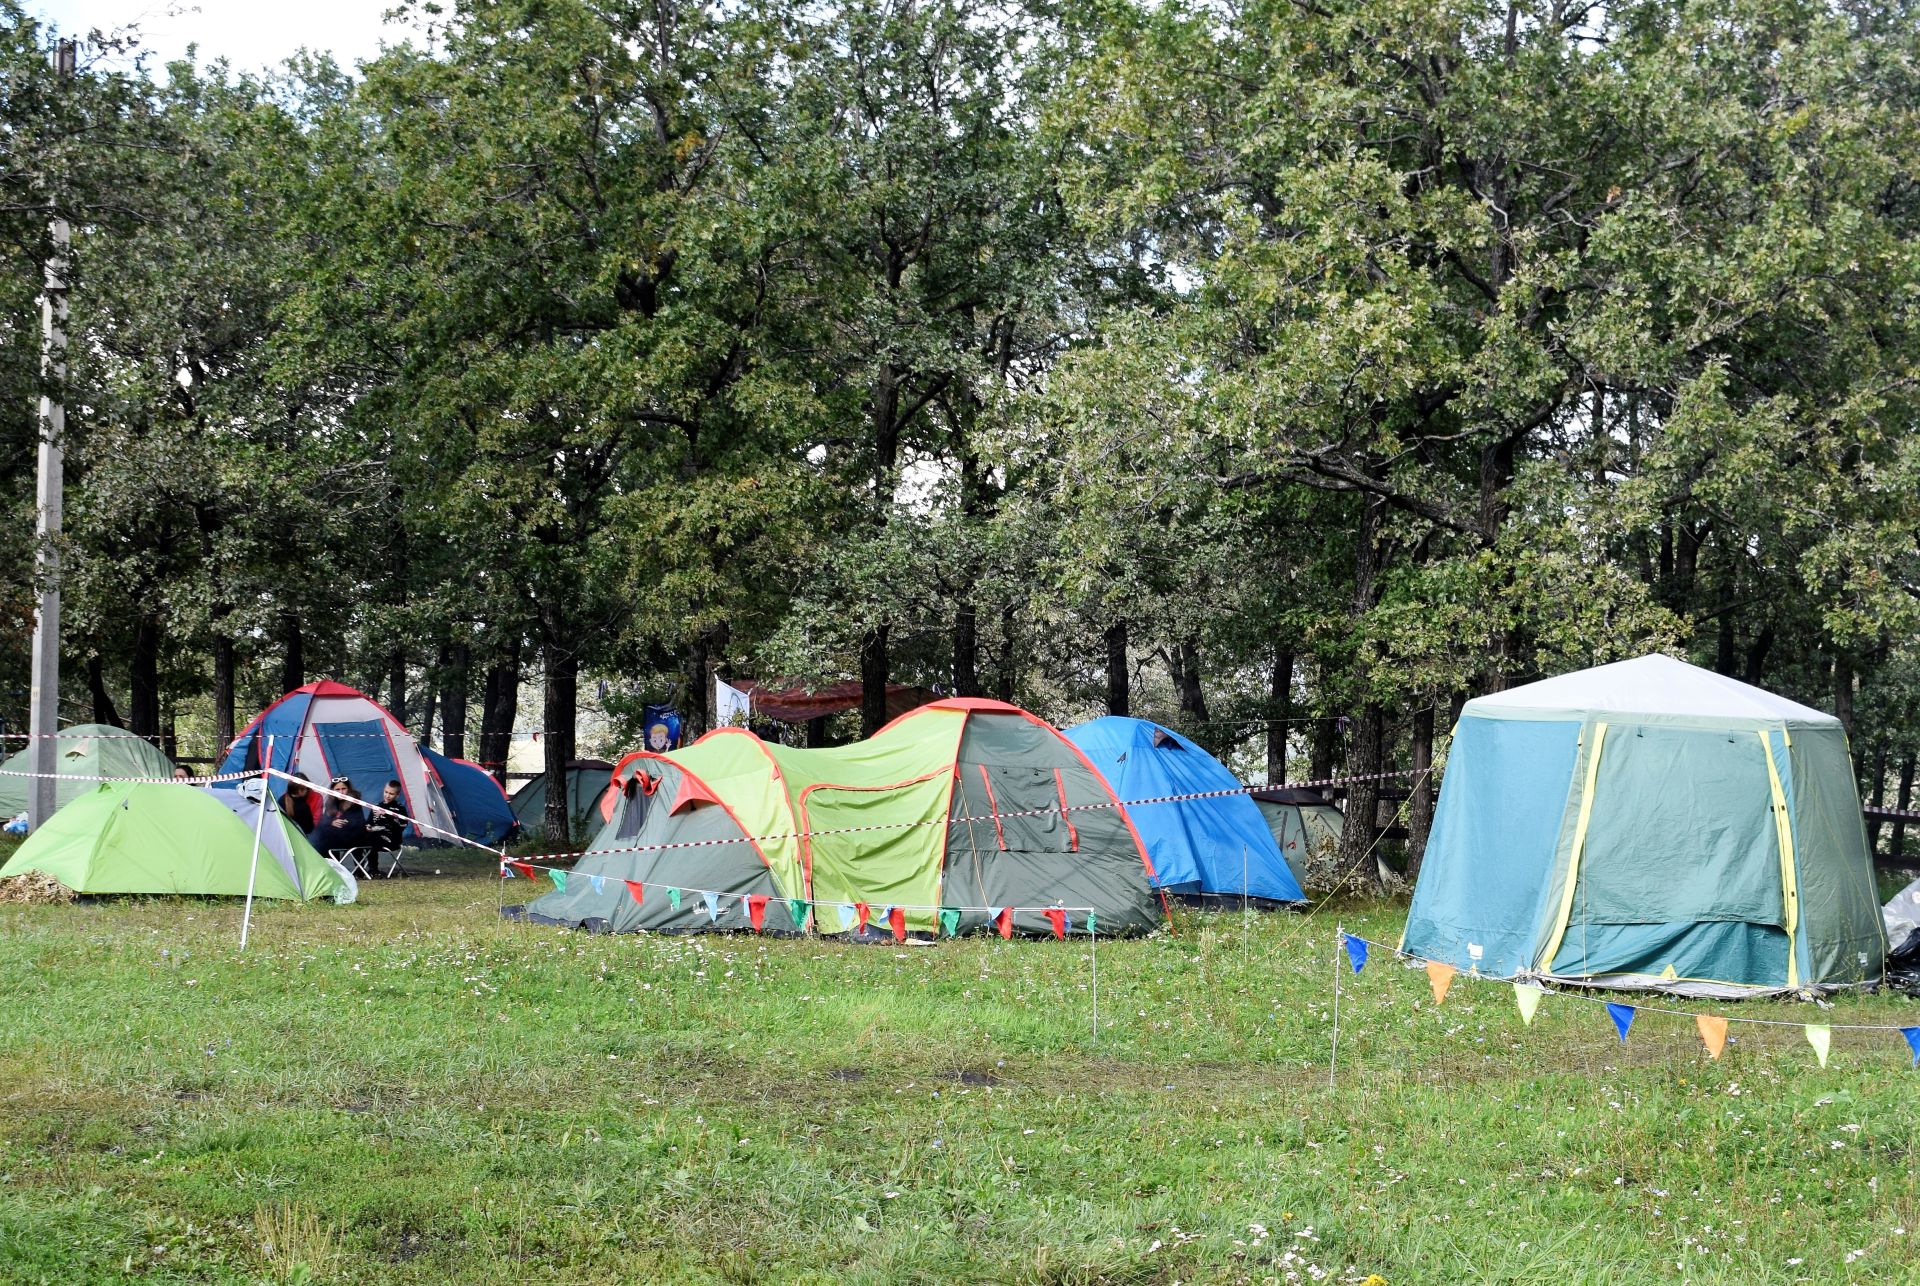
[747,894,768,932]
[624,880,644,905]
[995,907,1013,939]
[510,861,537,881]
[888,906,907,943]
[1045,908,1066,940]
[855,902,871,932]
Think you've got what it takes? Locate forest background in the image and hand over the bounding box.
[3,0,1918,865]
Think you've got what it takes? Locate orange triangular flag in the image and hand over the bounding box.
[1695,1014,1729,1059]
[1425,960,1456,1005]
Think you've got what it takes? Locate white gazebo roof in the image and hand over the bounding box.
[1463,654,1837,727]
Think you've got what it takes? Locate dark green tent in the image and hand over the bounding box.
[508,760,614,839]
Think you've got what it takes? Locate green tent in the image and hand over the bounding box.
[0,782,344,901]
[508,760,614,840]
[1250,787,1344,891]
[0,725,176,817]
[511,698,1164,938]
[1402,655,1884,997]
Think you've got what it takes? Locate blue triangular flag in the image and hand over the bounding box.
[837,903,856,932]
[702,890,720,923]
[1341,933,1368,973]
[1607,1003,1636,1042]
[1903,1028,1920,1066]
[987,906,1004,925]
[589,875,606,896]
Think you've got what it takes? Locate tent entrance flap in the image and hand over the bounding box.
[1547,724,1786,983]
[803,774,953,934]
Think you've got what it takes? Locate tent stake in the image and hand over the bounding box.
[239,735,272,951]
[1328,924,1341,1092]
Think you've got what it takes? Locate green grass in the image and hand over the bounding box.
[3,846,1920,1283]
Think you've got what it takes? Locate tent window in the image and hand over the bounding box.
[616,777,650,840]
[1152,729,1182,750]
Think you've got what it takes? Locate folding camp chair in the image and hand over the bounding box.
[375,845,408,878]
[335,847,379,880]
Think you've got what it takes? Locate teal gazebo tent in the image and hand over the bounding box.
[1402,654,1883,997]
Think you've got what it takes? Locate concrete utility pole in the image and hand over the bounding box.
[27,37,76,830]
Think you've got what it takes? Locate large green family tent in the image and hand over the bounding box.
[0,725,176,818]
[508,698,1165,938]
[1249,787,1344,891]
[1402,654,1884,997]
[508,759,614,840]
[0,782,345,900]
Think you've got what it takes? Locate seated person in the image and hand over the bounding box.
[307,781,371,858]
[363,779,407,853]
[281,774,319,831]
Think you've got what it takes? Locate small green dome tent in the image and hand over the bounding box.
[0,783,343,901]
[0,725,175,817]
[1403,654,1883,997]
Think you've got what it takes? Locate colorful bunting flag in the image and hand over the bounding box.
[1425,960,1455,1005]
[702,890,720,923]
[548,870,567,893]
[509,861,536,881]
[746,894,769,932]
[939,907,961,938]
[789,898,809,929]
[1045,908,1067,940]
[888,906,907,943]
[837,903,857,933]
[1085,911,1097,936]
[1607,1003,1636,1042]
[624,879,644,905]
[1342,933,1368,974]
[994,906,1013,939]
[1805,1024,1832,1068]
[499,861,513,879]
[1903,1028,1920,1066]
[668,887,682,911]
[1696,1014,1729,1060]
[855,902,872,932]
[589,875,605,896]
[1513,984,1543,1026]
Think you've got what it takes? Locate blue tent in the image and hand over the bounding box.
[1064,716,1304,904]
[422,749,517,846]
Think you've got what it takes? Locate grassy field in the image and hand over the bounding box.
[5,842,1920,1284]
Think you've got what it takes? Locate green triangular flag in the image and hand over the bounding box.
[1085,911,1098,936]
[790,898,809,929]
[1513,984,1543,1026]
[668,888,682,911]
[548,869,567,893]
[1806,1024,1832,1068]
[939,907,960,938]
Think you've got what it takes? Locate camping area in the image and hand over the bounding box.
[6,0,1920,1281]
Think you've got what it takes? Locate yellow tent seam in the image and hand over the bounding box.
[1761,728,1800,990]
[1538,721,1607,972]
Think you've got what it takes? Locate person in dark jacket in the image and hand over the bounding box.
[307,781,371,858]
[363,779,407,853]
[280,774,320,831]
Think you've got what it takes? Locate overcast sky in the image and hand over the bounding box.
[28,1,421,75]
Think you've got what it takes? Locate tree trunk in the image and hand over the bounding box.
[1267,649,1293,783]
[477,639,520,786]
[281,612,304,693]
[860,625,890,739]
[87,654,121,728]
[1407,702,1434,878]
[995,605,1017,702]
[953,603,981,697]
[1867,746,1888,855]
[1893,753,1916,867]
[1338,703,1385,893]
[805,715,831,748]
[1833,656,1854,737]
[1169,639,1210,738]
[1309,714,1338,783]
[1105,621,1130,717]
[128,617,162,743]
[541,639,579,849]
[211,633,235,750]
[440,641,470,759]
[387,649,408,729]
